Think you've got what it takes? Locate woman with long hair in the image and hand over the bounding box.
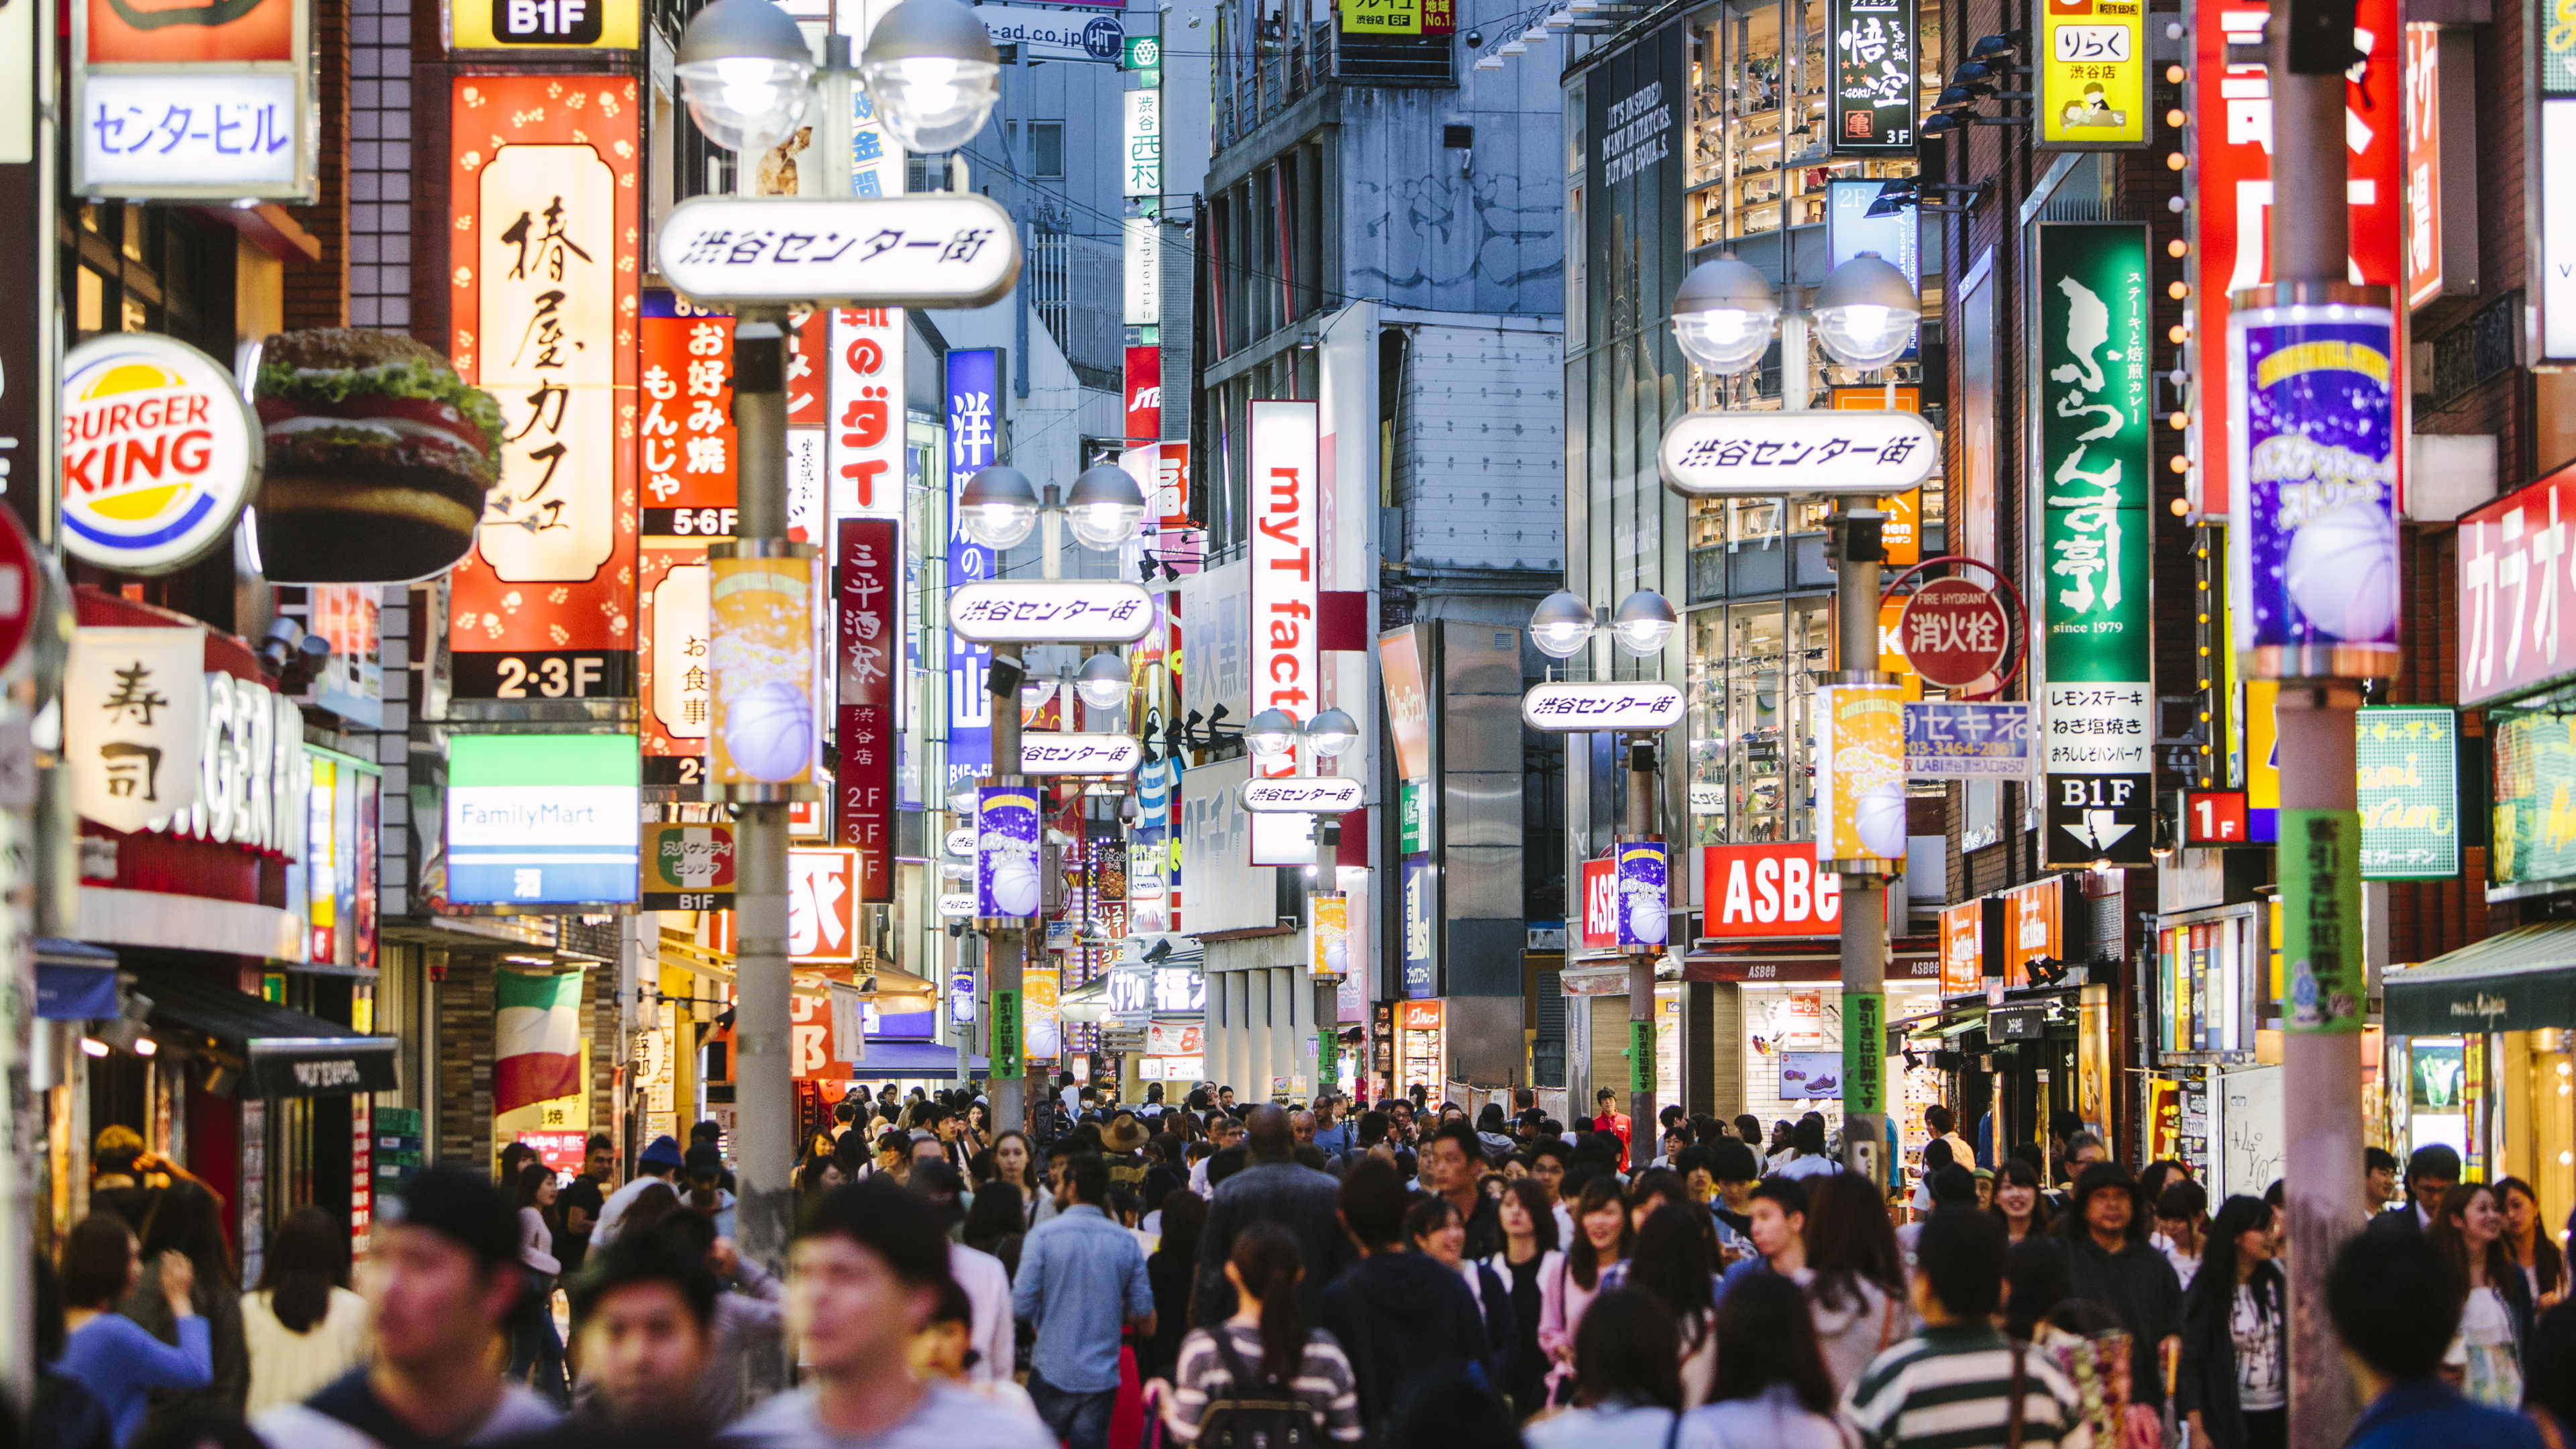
[2175,1195,2287,1449]
[1148,1222,1362,1443]
[1990,1157,2053,1244]
[1607,1205,1720,1406]
[240,1205,369,1417]
[119,1179,248,1430]
[1523,1288,1685,1449]
[2430,1181,2535,1407]
[1492,1178,1562,1419]
[1540,1174,1633,1402]
[54,1212,211,1445]
[1410,1196,1514,1391]
[2502,1175,2567,1309]
[1681,1271,1855,1448]
[1799,1171,1911,1394]
[1142,1189,1207,1382]
[990,1129,1042,1226]
[505,1161,570,1406]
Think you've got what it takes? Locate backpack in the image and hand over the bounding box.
[1199,1328,1323,1449]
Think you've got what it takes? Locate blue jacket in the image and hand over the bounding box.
[2345,1378,2545,1449]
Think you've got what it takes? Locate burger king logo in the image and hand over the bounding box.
[61,335,260,574]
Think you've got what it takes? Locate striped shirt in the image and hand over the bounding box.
[1167,1323,1364,1444]
[1843,1323,2094,1449]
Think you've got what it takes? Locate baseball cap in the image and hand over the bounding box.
[379,1165,518,1269]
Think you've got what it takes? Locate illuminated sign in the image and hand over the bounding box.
[445,733,641,906]
[2355,706,2458,880]
[60,335,258,574]
[1239,776,1364,812]
[708,549,820,790]
[826,307,906,520]
[449,0,638,48]
[947,580,1158,643]
[1660,411,1939,496]
[1814,682,1906,870]
[1520,681,1686,732]
[1124,215,1160,325]
[1020,733,1144,776]
[838,518,898,899]
[73,0,311,199]
[788,847,859,961]
[656,195,1021,309]
[1831,0,1916,152]
[1122,89,1162,196]
[640,821,734,910]
[1702,842,1844,937]
[1248,399,1318,864]
[2039,0,2147,150]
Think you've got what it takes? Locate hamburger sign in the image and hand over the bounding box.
[61,335,261,575]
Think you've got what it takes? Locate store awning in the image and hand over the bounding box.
[36,938,119,1021]
[1682,937,1943,984]
[656,928,938,1008]
[2385,922,2576,1034]
[843,1041,987,1079]
[129,962,398,1098]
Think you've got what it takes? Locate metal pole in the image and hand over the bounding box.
[1833,500,1888,1184]
[727,314,793,1407]
[1625,736,1658,1157]
[988,659,1030,1137]
[2271,14,2365,1443]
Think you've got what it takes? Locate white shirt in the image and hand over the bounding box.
[241,1287,370,1417]
[590,1170,678,1246]
[517,1207,560,1275]
[950,1242,1014,1383]
[1774,1153,1841,1182]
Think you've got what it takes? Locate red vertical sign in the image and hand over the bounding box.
[836,519,898,902]
[1124,345,1161,441]
[785,309,829,427]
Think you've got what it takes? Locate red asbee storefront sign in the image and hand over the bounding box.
[1703,842,1843,938]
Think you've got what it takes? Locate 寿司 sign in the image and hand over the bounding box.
[947,580,1158,643]
[1660,411,1939,497]
[1521,682,1686,733]
[1702,842,1843,938]
[657,195,1022,309]
[60,335,260,575]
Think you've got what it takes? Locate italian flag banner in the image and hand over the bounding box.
[495,971,584,1116]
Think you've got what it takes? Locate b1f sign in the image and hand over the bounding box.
[1703,843,1844,938]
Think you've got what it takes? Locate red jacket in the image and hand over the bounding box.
[1593,1110,1633,1170]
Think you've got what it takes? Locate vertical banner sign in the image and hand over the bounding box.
[1581,857,1619,950]
[2226,295,2399,678]
[1401,855,1435,998]
[1814,683,1908,869]
[708,552,819,786]
[837,519,898,901]
[1615,841,1670,949]
[1379,628,1432,780]
[976,784,1041,918]
[946,350,1000,789]
[2402,25,2461,309]
[1120,90,1162,197]
[1310,892,1348,975]
[1830,0,1916,152]
[990,988,1022,1079]
[2282,810,2364,1030]
[1842,990,1886,1115]
[1124,345,1162,440]
[827,307,906,520]
[447,76,640,703]
[2188,0,2402,511]
[1023,968,1061,1062]
[1248,400,1320,864]
[1629,1019,1656,1094]
[2543,9,2576,360]
[639,290,733,792]
[2355,706,2459,879]
[2039,0,2148,150]
[2035,224,2155,869]
[1124,216,1161,327]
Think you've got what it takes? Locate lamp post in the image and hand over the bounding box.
[1531,587,1675,1142]
[1669,252,1921,1183]
[672,0,1002,1334]
[1241,707,1360,1102]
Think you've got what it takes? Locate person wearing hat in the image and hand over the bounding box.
[2061,1158,2186,1436]
[1102,1112,1152,1201]
[591,1136,686,1248]
[253,1167,561,1448]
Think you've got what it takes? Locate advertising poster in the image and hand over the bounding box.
[707,552,818,788]
[1904,701,2035,777]
[2039,0,2147,150]
[444,733,640,906]
[838,519,898,898]
[2227,301,2400,677]
[1814,682,1907,867]
[1024,969,1061,1062]
[1615,840,1670,949]
[1401,855,1434,998]
[2280,811,2364,1031]
[447,76,639,704]
[639,820,734,910]
[74,0,311,198]
[976,784,1042,918]
[1311,893,1349,976]
[946,351,999,789]
[1379,628,1432,780]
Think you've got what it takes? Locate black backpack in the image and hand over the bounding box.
[1199,1328,1322,1449]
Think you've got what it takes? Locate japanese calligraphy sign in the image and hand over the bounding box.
[788,847,859,961]
[2033,223,2152,867]
[67,627,205,833]
[449,0,638,48]
[59,334,259,574]
[1019,733,1144,775]
[73,0,309,199]
[976,785,1042,918]
[2355,706,2458,879]
[656,195,1020,309]
[639,549,709,787]
[639,291,736,529]
[2227,297,2399,680]
[1815,682,1907,871]
[1121,90,1161,197]
[447,76,639,704]
[707,547,820,792]
[1703,843,1844,938]
[2280,810,2363,1030]
[1831,0,1915,152]
[1240,776,1364,812]
[640,820,733,910]
[826,307,905,521]
[2459,464,2576,706]
[837,518,897,900]
[2039,0,2147,150]
[947,580,1158,643]
[1659,411,1939,496]
[1898,578,2011,687]
[2187,0,2402,512]
[1903,700,2035,777]
[1520,681,1686,732]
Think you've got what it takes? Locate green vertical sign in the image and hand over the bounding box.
[2035,222,2156,869]
[991,989,1024,1079]
[1316,1032,1338,1097]
[1842,989,1886,1115]
[2356,706,2459,879]
[2282,810,2365,1032]
[1628,1020,1656,1095]
[1400,780,1427,854]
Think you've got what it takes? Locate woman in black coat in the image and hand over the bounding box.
[2176,1195,2290,1449]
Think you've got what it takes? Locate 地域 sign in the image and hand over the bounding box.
[657,196,1022,309]
[1660,411,1940,496]
[60,335,260,575]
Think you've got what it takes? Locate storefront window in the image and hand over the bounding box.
[1686,594,1827,845]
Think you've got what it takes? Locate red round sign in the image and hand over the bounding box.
[0,504,40,673]
[1898,577,2012,688]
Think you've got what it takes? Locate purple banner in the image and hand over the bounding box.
[2229,305,2400,673]
[976,784,1042,918]
[1616,839,1670,949]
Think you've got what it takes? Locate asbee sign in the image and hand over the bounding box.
[1703,843,1844,937]
[61,335,260,574]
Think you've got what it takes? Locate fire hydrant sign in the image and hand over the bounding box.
[1897,578,2011,688]
[657,195,1023,309]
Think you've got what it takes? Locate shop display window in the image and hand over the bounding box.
[1686,594,1829,846]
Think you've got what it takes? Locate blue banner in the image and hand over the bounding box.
[1401,856,1435,999]
[1616,840,1670,949]
[947,350,1000,789]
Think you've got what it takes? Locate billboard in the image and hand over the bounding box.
[445,733,640,906]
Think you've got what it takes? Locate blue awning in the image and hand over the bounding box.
[842,1040,987,1079]
[36,938,117,1021]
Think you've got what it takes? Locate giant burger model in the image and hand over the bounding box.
[253,329,502,583]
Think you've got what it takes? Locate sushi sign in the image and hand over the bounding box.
[60,335,260,575]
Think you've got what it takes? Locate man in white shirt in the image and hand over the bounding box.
[1770,1114,1842,1181]
[590,1135,686,1247]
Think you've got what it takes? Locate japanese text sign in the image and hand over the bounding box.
[2459,463,2576,706]
[74,0,311,199]
[1401,856,1434,997]
[1240,776,1363,812]
[450,0,639,48]
[1019,733,1144,775]
[1898,578,2012,688]
[639,292,738,525]
[1520,681,1686,732]
[1815,683,1907,870]
[2355,706,2457,880]
[657,195,1021,309]
[1703,843,1845,938]
[788,847,859,961]
[2280,810,2364,1031]
[837,518,897,900]
[67,628,206,833]
[947,580,1158,643]
[1582,857,1619,950]
[640,821,733,910]
[946,351,998,788]
[1939,900,1982,996]
[1122,90,1161,197]
[2040,0,2147,150]
[827,307,906,521]
[1660,411,1939,496]
[1617,841,1668,949]
[1831,0,1916,152]
[1904,700,2035,777]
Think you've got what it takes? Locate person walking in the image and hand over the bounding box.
[1771,1114,1841,1183]
[1841,1208,2091,1449]
[2502,1176,2567,1309]
[2058,1160,2182,1440]
[555,1221,722,1436]
[989,1129,1042,1226]
[1492,1179,1562,1418]
[1718,1177,1809,1297]
[505,1161,570,1406]
[116,1179,248,1432]
[2174,1195,2286,1449]
[1142,1191,1208,1382]
[1608,1205,1721,1406]
[1410,1196,1515,1392]
[2329,1228,2547,1449]
[2369,1144,2463,1236]
[1421,1121,1505,1261]
[1010,1153,1158,1449]
[1992,1159,2053,1245]
[1149,1222,1363,1444]
[53,1214,212,1446]
[1193,1105,1350,1328]
[1801,1172,1911,1395]
[1680,1272,1857,1449]
[590,1135,685,1247]
[1522,1288,1686,1449]
[1314,1158,1493,1432]
[644,1210,783,1426]
[1540,1175,1634,1404]
[553,1135,615,1279]
[2428,1181,2534,1407]
[241,1206,370,1418]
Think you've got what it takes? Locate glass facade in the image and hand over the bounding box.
[1685,596,1829,845]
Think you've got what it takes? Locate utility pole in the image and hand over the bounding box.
[1831,496,1889,1185]
[1625,735,1659,1144]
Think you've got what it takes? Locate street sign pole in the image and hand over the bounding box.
[1831,501,1890,1186]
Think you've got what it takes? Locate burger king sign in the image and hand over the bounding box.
[61,335,260,574]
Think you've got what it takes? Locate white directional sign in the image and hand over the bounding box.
[938,892,977,918]
[947,580,1157,643]
[657,195,1022,309]
[1660,410,1941,497]
[943,827,975,857]
[1521,682,1687,733]
[1019,733,1144,776]
[1240,776,1365,813]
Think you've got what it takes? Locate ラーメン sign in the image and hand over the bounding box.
[1659,411,1939,496]
[1814,683,1907,871]
[60,335,260,574]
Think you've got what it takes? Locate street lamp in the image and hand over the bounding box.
[1671,256,1780,376]
[957,465,1043,550]
[1303,708,1358,759]
[958,463,1150,553]
[1530,590,1597,659]
[1245,708,1299,762]
[1074,653,1131,712]
[1809,252,1921,372]
[857,0,1004,153]
[675,0,817,154]
[1063,464,1151,549]
[1611,591,1678,655]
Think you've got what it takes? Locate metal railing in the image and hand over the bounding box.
[1213,7,1455,154]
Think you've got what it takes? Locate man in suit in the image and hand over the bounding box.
[2369,1144,2461,1235]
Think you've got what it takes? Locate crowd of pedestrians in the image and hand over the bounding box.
[21,1089,2576,1449]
